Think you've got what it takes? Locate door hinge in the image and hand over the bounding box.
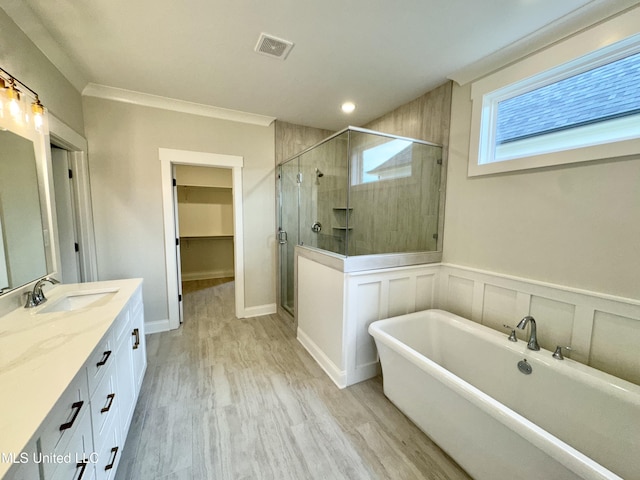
[172,178,177,187]
[432,233,439,240]
[74,242,79,252]
[437,158,443,165]
[68,169,73,179]
[176,238,180,246]
[178,294,182,302]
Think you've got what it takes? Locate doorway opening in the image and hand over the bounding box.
[51,146,81,283]
[175,165,235,296]
[160,148,244,331]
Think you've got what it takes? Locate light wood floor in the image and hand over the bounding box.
[115,281,470,480]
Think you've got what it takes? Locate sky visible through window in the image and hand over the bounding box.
[496,51,640,144]
[361,139,412,183]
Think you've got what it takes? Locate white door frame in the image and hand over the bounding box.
[47,115,98,283]
[159,148,245,330]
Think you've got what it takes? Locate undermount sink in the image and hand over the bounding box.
[37,289,119,314]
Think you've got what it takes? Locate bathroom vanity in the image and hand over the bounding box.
[0,278,146,480]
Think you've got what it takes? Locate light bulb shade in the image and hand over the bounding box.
[7,80,22,120]
[32,99,44,116]
[32,100,44,131]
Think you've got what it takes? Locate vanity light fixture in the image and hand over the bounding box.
[0,67,46,130]
[341,102,356,114]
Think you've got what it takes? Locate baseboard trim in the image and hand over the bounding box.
[348,361,381,386]
[181,269,235,281]
[145,319,172,334]
[297,328,346,389]
[243,303,277,318]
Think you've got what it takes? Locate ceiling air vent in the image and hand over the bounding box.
[254,33,294,60]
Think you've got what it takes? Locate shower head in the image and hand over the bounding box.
[315,168,324,178]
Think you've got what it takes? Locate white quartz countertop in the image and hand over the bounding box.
[0,278,143,478]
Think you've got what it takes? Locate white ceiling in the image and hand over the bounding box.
[2,0,638,130]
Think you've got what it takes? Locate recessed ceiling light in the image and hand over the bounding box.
[341,102,356,113]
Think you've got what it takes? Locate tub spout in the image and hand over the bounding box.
[516,315,540,351]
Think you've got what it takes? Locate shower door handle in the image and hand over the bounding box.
[278,228,288,244]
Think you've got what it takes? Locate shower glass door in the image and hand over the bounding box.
[278,158,299,316]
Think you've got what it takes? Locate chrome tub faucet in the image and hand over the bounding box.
[516,315,540,351]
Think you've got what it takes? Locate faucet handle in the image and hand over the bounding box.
[502,325,518,342]
[24,291,38,308]
[552,345,572,360]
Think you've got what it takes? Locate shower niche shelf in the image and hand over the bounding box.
[332,207,353,231]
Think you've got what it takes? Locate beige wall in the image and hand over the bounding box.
[444,82,640,300]
[83,97,275,323]
[0,8,84,134]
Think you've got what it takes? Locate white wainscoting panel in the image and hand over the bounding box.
[345,264,440,386]
[590,310,640,386]
[295,257,639,388]
[439,264,640,385]
[444,275,474,319]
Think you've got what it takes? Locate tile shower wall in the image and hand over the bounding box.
[299,133,349,254]
[276,121,335,311]
[346,136,442,255]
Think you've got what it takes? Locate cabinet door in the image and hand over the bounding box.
[2,439,40,480]
[114,333,135,434]
[130,294,146,395]
[94,417,120,480]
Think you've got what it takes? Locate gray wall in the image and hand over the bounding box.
[83,96,276,324]
[0,8,84,134]
[444,82,640,300]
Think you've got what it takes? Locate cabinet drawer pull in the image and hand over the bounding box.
[59,401,84,431]
[105,446,119,471]
[96,350,112,367]
[76,459,88,479]
[101,393,115,413]
[132,328,140,350]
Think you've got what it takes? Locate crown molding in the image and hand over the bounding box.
[448,0,640,86]
[82,83,276,127]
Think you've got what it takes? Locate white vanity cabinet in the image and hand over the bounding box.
[0,279,146,480]
[87,284,146,480]
[2,440,40,480]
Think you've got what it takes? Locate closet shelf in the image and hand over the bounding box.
[177,184,231,190]
[180,234,234,239]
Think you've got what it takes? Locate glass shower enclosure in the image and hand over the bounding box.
[277,127,444,316]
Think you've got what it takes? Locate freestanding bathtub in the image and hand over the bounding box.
[369,309,640,480]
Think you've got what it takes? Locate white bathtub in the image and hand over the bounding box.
[368,309,640,480]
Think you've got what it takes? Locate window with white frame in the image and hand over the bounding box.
[468,22,640,176]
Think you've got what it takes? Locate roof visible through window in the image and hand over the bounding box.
[496,51,640,144]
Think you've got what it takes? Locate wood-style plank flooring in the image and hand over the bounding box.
[115,280,470,480]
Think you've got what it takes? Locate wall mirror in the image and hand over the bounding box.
[0,72,56,298]
[0,129,48,292]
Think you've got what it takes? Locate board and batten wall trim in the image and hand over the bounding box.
[438,263,640,385]
[296,252,639,388]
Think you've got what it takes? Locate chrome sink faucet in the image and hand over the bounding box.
[24,277,60,308]
[516,315,540,351]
